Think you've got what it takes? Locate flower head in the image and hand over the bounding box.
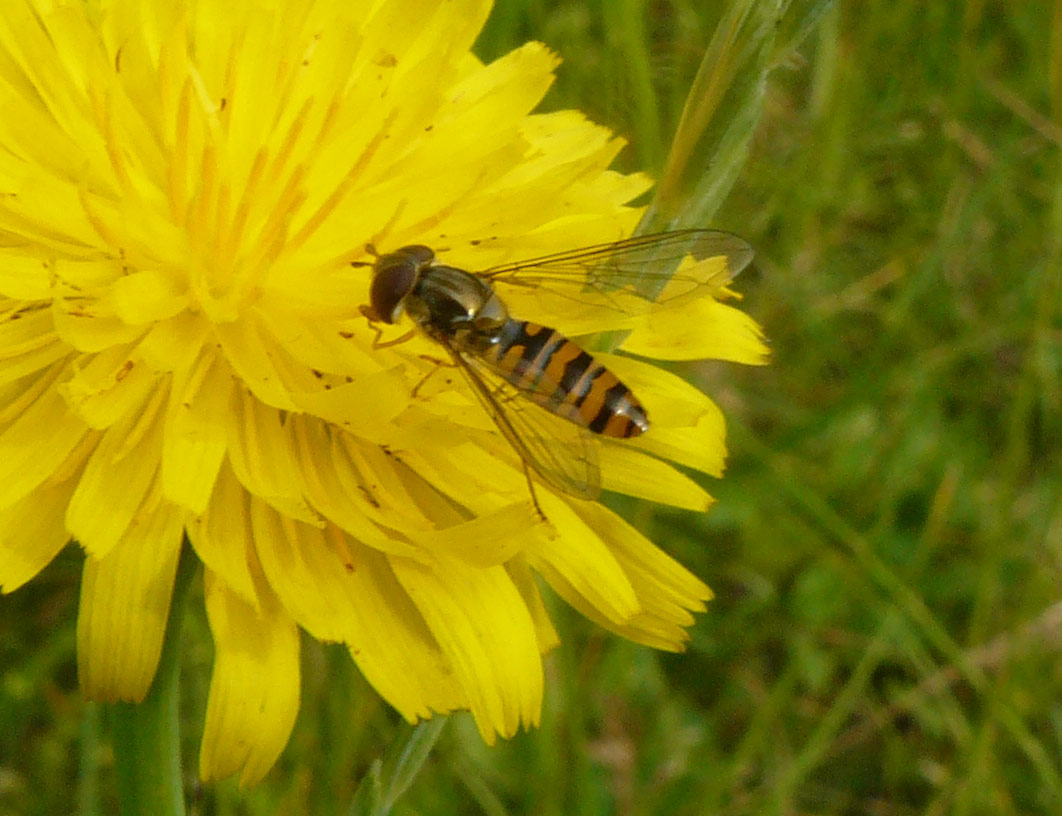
[0,0,767,784]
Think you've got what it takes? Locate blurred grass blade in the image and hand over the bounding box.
[1052,0,1062,121]
[638,0,836,236]
[347,718,447,816]
[774,0,839,66]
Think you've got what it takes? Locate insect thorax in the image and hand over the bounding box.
[408,265,509,339]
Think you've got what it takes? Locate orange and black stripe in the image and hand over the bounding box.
[485,320,649,438]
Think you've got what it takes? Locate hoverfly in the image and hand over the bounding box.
[362,230,753,503]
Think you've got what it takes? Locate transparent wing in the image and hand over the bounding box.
[437,341,602,500]
[478,229,753,308]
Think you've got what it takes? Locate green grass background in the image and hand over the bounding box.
[3,1,1061,814]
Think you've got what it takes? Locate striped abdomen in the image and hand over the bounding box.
[482,320,649,438]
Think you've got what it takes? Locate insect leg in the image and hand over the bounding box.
[410,354,458,399]
[358,304,416,349]
[521,460,547,521]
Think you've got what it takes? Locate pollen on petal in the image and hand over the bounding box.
[214,317,300,411]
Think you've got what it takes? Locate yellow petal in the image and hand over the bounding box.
[527,491,639,624]
[571,502,711,617]
[627,420,727,479]
[393,440,529,516]
[66,387,165,558]
[386,452,472,528]
[249,501,354,643]
[414,501,541,567]
[391,553,543,741]
[200,568,300,787]
[341,438,452,533]
[542,502,713,651]
[252,305,379,372]
[59,347,160,429]
[0,249,56,299]
[598,445,713,511]
[161,349,230,514]
[0,479,74,592]
[244,499,467,722]
[290,416,426,559]
[621,298,770,363]
[341,543,466,721]
[52,298,146,354]
[76,497,185,702]
[226,389,317,524]
[186,462,258,608]
[138,313,210,372]
[0,337,69,387]
[508,556,560,653]
[0,371,89,509]
[289,367,410,442]
[214,315,299,410]
[0,305,71,387]
[107,269,190,325]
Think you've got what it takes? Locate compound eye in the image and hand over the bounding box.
[369,257,418,323]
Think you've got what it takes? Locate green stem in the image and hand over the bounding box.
[108,542,198,816]
[79,703,102,816]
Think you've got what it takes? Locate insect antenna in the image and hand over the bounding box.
[349,243,380,268]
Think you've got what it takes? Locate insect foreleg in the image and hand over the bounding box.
[358,304,416,350]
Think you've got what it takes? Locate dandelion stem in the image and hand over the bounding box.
[108,541,197,816]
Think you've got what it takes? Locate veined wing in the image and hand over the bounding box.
[438,338,602,500]
[478,229,753,308]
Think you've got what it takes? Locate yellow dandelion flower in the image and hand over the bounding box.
[0,0,768,786]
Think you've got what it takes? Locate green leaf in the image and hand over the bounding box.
[639,0,838,238]
[347,718,448,816]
